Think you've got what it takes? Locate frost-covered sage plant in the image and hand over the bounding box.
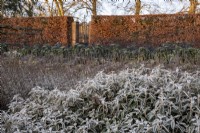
[0,65,200,133]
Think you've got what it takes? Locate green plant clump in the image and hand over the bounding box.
[0,43,8,54]
[10,43,199,65]
[0,65,200,133]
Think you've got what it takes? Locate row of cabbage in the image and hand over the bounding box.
[1,43,200,64]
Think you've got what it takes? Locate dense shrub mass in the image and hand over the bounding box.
[90,14,200,47]
[0,65,200,132]
[0,16,73,46]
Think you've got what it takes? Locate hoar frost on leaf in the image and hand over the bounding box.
[0,65,200,133]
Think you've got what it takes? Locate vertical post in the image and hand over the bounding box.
[72,21,79,46]
[84,22,89,44]
[80,23,83,43]
[83,22,86,43]
[88,22,92,46]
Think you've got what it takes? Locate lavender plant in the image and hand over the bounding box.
[0,65,200,133]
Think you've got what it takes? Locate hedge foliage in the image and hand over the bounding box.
[89,14,200,47]
[0,16,73,46]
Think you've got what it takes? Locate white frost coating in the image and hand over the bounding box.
[0,65,200,133]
